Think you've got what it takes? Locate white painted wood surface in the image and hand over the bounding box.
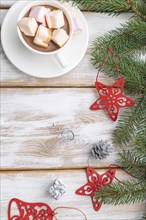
[1,170,145,220]
[0,2,144,219]
[1,88,119,169]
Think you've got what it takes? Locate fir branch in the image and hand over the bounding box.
[75,0,146,212]
[126,0,146,21]
[95,181,146,205]
[118,149,146,167]
[134,135,146,153]
[141,214,146,220]
[91,18,146,55]
[112,96,146,146]
[91,18,146,94]
[65,0,146,20]
[117,133,146,180]
[64,0,130,14]
[117,149,146,180]
[68,0,146,211]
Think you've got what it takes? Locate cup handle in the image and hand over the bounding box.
[54,53,68,68]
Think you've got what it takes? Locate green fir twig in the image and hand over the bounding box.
[95,180,146,205]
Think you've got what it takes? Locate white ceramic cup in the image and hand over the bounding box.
[17,1,74,68]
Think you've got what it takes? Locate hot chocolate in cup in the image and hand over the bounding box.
[17,1,74,68]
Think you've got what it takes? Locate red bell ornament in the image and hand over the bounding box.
[90,48,135,121]
[8,198,88,220]
[8,198,54,220]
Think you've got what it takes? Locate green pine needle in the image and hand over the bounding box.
[66,0,146,210]
[141,214,146,220]
[64,0,130,14]
[64,0,146,20]
[113,96,146,146]
[91,18,146,94]
[95,181,146,205]
[117,149,146,180]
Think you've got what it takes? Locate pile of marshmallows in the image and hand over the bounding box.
[18,6,70,48]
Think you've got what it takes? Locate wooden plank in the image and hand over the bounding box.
[1,169,145,220]
[0,10,132,87]
[1,88,123,170]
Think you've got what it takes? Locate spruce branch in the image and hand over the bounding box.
[95,181,146,205]
[126,0,146,21]
[116,133,146,180]
[66,0,146,21]
[64,0,131,14]
[118,149,146,167]
[112,96,146,146]
[91,18,146,55]
[134,135,146,153]
[91,18,146,94]
[117,150,146,180]
[141,214,146,220]
[67,0,146,212]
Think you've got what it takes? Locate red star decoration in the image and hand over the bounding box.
[75,167,116,211]
[90,78,135,121]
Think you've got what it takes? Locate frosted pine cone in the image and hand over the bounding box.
[91,140,111,159]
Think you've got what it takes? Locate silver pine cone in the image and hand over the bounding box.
[91,140,111,159]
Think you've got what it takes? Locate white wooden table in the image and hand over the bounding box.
[1,1,145,219]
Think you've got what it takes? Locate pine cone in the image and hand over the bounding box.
[91,140,111,160]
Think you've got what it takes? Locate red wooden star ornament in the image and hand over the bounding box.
[75,167,116,211]
[90,48,135,121]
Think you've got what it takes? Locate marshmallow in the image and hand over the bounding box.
[72,17,82,34]
[46,10,65,29]
[52,29,69,47]
[18,17,38,37]
[63,2,82,34]
[34,25,52,48]
[63,2,77,17]
[29,6,50,26]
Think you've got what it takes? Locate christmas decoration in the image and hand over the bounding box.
[87,0,146,209]
[64,0,146,21]
[60,130,74,142]
[48,179,66,200]
[76,167,116,211]
[91,140,111,159]
[8,198,54,220]
[6,0,146,218]
[90,48,135,122]
[75,164,144,212]
[8,198,87,220]
[62,2,82,34]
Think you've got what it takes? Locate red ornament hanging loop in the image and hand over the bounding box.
[53,206,88,220]
[108,164,142,186]
[96,48,120,82]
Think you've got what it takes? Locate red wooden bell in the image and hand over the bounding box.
[8,198,54,220]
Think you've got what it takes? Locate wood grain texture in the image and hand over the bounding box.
[1,88,123,169]
[1,5,143,219]
[0,9,132,87]
[1,169,145,220]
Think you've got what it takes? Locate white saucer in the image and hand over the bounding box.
[1,1,89,78]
